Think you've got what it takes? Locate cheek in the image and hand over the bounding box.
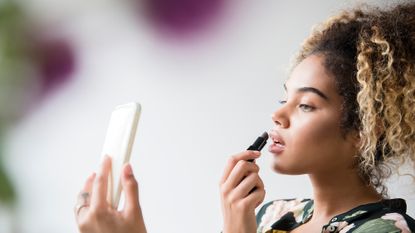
[292,117,340,148]
[275,115,344,173]
[272,121,338,175]
[292,120,340,147]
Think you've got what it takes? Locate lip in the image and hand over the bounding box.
[268,130,286,154]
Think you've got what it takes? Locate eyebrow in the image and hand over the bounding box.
[283,84,329,101]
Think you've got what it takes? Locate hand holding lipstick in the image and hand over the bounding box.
[219,151,266,233]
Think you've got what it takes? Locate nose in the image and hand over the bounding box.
[271,106,289,128]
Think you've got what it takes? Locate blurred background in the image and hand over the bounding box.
[0,0,413,232]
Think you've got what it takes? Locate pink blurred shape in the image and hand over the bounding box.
[141,0,226,37]
[32,37,75,94]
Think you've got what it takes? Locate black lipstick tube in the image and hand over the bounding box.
[247,132,268,162]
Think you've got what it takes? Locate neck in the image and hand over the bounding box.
[308,169,383,223]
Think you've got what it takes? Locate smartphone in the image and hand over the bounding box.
[100,102,141,209]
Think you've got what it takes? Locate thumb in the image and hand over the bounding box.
[121,163,140,215]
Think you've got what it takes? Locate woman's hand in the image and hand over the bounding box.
[220,151,266,233]
[74,156,147,233]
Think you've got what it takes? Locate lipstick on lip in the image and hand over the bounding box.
[269,130,286,154]
[247,132,268,162]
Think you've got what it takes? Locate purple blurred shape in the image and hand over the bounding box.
[142,0,226,36]
[33,37,75,93]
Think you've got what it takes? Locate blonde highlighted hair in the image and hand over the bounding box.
[293,1,415,195]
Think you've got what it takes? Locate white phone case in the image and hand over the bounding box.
[100,102,141,209]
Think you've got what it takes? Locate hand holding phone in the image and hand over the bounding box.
[100,102,141,209]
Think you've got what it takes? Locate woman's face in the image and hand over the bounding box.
[269,54,358,175]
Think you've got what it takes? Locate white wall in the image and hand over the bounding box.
[3,0,413,232]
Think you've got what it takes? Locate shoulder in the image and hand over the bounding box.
[329,198,415,233]
[256,198,312,232]
[336,212,415,233]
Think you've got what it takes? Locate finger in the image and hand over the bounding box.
[83,172,96,193]
[232,172,261,200]
[220,151,260,184]
[223,160,259,190]
[243,186,266,209]
[75,172,96,218]
[91,155,112,209]
[121,163,140,216]
[242,177,265,208]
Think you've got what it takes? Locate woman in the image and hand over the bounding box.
[74,2,415,233]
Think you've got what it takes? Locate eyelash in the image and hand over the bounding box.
[278,100,316,112]
[299,104,315,112]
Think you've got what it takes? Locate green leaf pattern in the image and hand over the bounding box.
[351,219,400,233]
[343,210,368,220]
[256,199,415,233]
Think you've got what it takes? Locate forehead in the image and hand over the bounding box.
[285,54,338,98]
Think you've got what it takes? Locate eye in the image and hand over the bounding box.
[299,104,315,112]
[278,100,287,105]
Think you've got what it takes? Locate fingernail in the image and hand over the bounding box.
[100,155,110,164]
[89,172,96,180]
[125,163,134,177]
[252,151,261,156]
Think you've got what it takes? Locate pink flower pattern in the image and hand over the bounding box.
[381,213,411,233]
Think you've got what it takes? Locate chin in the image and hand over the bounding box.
[271,162,305,175]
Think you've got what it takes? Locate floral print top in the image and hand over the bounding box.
[256,198,415,233]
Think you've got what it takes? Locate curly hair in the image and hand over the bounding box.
[292,1,415,196]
